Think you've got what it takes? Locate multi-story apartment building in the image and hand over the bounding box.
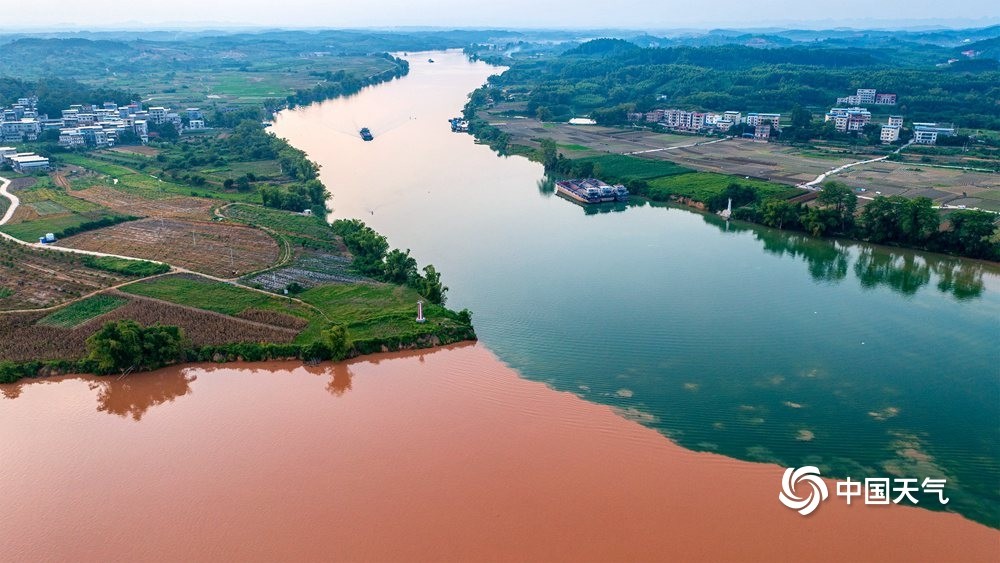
[880,125,900,143]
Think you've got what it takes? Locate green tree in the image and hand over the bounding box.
[946,210,999,260]
[324,324,351,361]
[761,200,800,230]
[417,264,448,305]
[801,207,840,237]
[859,196,905,243]
[86,319,143,374]
[383,248,418,285]
[86,320,186,374]
[898,197,939,243]
[539,138,559,170]
[817,182,858,232]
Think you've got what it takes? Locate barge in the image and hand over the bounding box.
[555,178,629,204]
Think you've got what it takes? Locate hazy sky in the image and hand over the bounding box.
[7,0,999,30]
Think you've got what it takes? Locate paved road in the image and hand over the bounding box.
[0,175,20,226]
[799,141,913,190]
[624,136,729,156]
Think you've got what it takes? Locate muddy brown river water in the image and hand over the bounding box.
[1,344,996,561]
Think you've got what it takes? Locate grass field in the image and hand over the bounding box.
[59,154,260,203]
[646,172,805,202]
[38,295,128,328]
[299,283,470,343]
[120,274,471,348]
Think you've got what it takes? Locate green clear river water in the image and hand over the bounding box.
[271,50,1000,526]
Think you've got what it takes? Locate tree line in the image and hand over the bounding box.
[487,39,1000,130]
[331,219,449,304]
[734,183,999,260]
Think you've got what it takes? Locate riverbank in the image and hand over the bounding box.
[464,114,999,261]
[2,343,997,561]
[0,125,475,380]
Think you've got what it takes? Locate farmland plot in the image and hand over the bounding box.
[58,218,280,278]
[0,239,133,310]
[71,186,215,220]
[0,291,303,362]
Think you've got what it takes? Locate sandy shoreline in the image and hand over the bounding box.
[1,343,996,561]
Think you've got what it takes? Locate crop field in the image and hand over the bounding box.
[0,210,131,242]
[485,113,694,155]
[573,154,693,182]
[0,290,304,362]
[245,251,364,292]
[37,294,128,328]
[58,218,280,278]
[0,239,134,310]
[223,204,349,252]
[70,186,215,220]
[639,139,858,185]
[121,274,325,340]
[489,115,864,187]
[834,161,1000,210]
[109,145,160,157]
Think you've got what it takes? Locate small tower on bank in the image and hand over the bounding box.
[416,300,426,323]
[719,197,733,220]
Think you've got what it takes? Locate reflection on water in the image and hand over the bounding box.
[720,213,988,299]
[326,362,353,396]
[4,344,996,561]
[94,373,195,420]
[267,51,998,526]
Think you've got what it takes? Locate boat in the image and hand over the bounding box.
[360,127,373,141]
[555,179,629,205]
[448,117,469,132]
[428,58,435,63]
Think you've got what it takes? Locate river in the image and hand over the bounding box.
[1,49,998,559]
[269,50,1000,526]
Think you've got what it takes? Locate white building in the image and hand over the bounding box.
[880,125,900,144]
[9,154,50,173]
[148,107,168,125]
[912,123,955,145]
[888,115,904,128]
[856,89,877,104]
[745,112,781,128]
[825,107,871,132]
